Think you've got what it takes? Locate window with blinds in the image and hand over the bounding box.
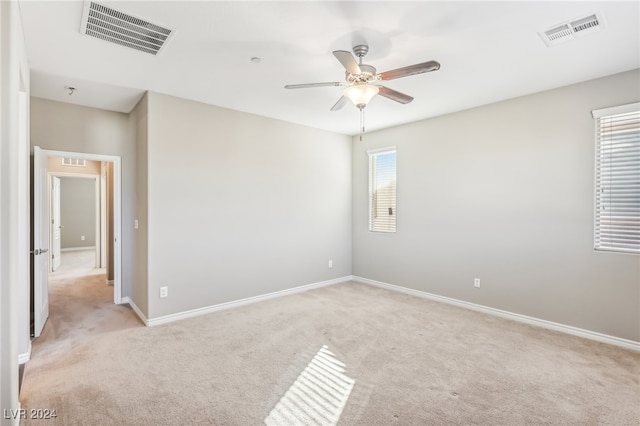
[592,102,640,254]
[368,147,396,232]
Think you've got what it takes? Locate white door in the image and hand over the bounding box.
[33,146,50,337]
[51,176,62,271]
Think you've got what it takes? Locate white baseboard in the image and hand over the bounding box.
[120,296,148,325]
[146,276,351,327]
[18,341,31,364]
[353,276,640,353]
[61,246,95,252]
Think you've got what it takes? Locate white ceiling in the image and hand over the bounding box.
[19,1,640,136]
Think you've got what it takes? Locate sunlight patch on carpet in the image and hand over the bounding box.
[264,345,355,426]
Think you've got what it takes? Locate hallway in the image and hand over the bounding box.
[24,249,141,368]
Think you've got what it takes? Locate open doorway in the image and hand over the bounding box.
[32,147,122,338]
[48,165,112,322]
[48,158,112,276]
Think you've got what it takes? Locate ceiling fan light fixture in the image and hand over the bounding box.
[343,84,379,108]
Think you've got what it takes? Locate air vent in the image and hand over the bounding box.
[80,1,174,55]
[539,13,604,47]
[571,14,600,33]
[62,158,86,167]
[544,24,573,43]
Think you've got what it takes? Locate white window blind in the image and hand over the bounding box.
[368,147,396,232]
[592,102,640,254]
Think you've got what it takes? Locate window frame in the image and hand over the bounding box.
[367,146,397,233]
[591,102,640,255]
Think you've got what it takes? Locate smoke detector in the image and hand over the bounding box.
[539,13,605,47]
[80,1,174,55]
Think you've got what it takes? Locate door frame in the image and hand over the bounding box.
[50,175,61,271]
[48,172,102,269]
[35,148,123,304]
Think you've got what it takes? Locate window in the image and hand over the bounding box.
[368,147,396,232]
[592,102,640,254]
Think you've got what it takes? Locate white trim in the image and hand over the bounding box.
[113,156,122,304]
[46,171,98,179]
[366,145,396,155]
[121,296,148,325]
[353,276,640,352]
[38,149,120,164]
[146,276,351,327]
[18,341,31,364]
[60,246,96,252]
[17,89,30,381]
[591,102,640,118]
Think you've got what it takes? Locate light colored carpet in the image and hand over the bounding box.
[20,256,640,425]
[31,250,141,361]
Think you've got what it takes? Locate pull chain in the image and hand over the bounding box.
[359,106,365,141]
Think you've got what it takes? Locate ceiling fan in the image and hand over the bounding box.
[285,44,440,137]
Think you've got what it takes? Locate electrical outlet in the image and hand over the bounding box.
[81,235,85,241]
[328,260,333,268]
[474,278,481,288]
[160,286,168,298]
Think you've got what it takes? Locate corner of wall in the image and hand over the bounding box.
[130,92,149,318]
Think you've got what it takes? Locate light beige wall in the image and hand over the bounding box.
[30,98,137,301]
[353,69,640,342]
[131,93,148,316]
[146,92,352,319]
[59,177,96,248]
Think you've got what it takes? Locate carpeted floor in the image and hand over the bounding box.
[20,253,640,425]
[29,250,142,361]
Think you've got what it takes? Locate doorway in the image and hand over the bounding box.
[32,147,122,338]
[48,159,108,274]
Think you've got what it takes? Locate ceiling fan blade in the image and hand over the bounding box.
[330,96,350,111]
[378,86,414,104]
[285,82,345,89]
[333,50,362,75]
[379,60,440,81]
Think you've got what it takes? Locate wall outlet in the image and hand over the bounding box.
[80,235,85,241]
[474,278,481,288]
[328,260,333,268]
[160,286,168,298]
[134,219,139,230]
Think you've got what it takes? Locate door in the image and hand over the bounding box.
[33,146,50,337]
[51,176,61,271]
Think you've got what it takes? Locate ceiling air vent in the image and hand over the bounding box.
[80,1,174,55]
[544,24,573,43]
[539,13,604,47]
